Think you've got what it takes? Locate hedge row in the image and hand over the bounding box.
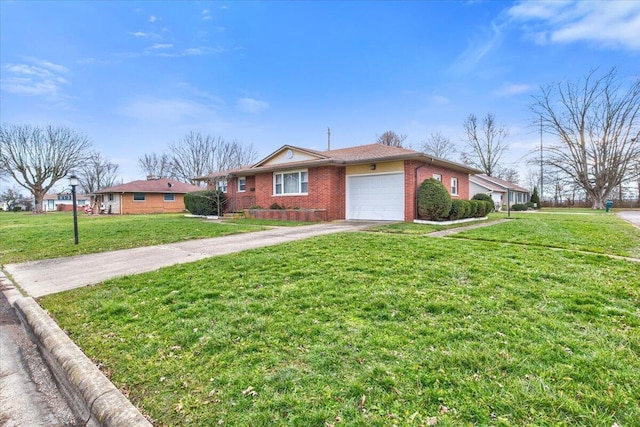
[417,178,494,221]
[184,190,226,216]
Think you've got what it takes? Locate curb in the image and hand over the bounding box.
[0,272,152,427]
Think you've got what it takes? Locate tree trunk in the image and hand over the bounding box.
[591,193,605,210]
[33,189,45,214]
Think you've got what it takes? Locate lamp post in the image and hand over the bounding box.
[69,174,79,244]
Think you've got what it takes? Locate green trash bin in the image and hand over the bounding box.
[605,200,613,212]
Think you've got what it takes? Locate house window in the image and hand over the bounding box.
[133,193,146,201]
[164,193,175,201]
[433,174,442,182]
[216,180,227,193]
[274,170,308,195]
[238,177,246,192]
[108,194,114,201]
[451,177,458,195]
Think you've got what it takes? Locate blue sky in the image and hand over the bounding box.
[1,0,639,186]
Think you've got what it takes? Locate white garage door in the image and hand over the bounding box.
[347,173,404,220]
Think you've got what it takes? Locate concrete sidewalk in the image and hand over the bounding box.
[5,221,380,298]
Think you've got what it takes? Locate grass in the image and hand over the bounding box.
[0,212,270,264]
[39,213,640,426]
[368,218,497,235]
[453,212,640,258]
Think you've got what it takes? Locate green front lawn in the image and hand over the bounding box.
[40,214,640,426]
[0,213,268,264]
[453,212,640,258]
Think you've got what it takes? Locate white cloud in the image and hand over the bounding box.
[129,31,148,37]
[508,0,640,51]
[449,21,504,75]
[150,43,173,50]
[1,59,70,97]
[149,15,157,23]
[119,98,217,124]
[236,97,269,113]
[492,83,533,96]
[202,9,212,20]
[156,46,225,57]
[430,95,451,105]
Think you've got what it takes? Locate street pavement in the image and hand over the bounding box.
[0,279,80,427]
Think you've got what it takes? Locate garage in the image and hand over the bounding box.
[346,173,405,221]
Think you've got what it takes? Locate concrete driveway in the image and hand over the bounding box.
[617,210,640,228]
[5,221,380,298]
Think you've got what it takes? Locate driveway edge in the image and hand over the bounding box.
[1,273,151,427]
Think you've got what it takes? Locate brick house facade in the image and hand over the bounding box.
[96,177,201,215]
[199,144,480,222]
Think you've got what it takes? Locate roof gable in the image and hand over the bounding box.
[255,145,329,167]
[470,174,529,193]
[198,143,482,179]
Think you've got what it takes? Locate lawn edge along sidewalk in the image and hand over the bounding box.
[1,271,152,427]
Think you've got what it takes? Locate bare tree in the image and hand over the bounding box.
[0,124,92,213]
[169,132,258,185]
[138,153,173,179]
[79,151,120,194]
[376,131,407,147]
[421,132,457,159]
[532,68,640,209]
[0,188,23,211]
[460,113,509,176]
[496,167,520,184]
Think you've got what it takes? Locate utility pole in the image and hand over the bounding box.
[540,116,544,205]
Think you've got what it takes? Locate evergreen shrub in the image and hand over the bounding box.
[417,178,452,220]
[184,190,226,216]
[530,187,541,209]
[448,199,466,220]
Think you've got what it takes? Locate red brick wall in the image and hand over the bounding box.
[220,162,469,222]
[225,176,257,211]
[245,209,328,222]
[121,193,187,214]
[404,161,471,221]
[252,166,345,221]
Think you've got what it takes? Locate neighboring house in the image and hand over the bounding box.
[95,177,201,214]
[469,174,530,210]
[43,192,90,212]
[196,143,481,222]
[2,196,34,212]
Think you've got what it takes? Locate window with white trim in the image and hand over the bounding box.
[433,174,442,182]
[274,170,308,195]
[216,179,227,193]
[164,193,175,201]
[451,177,458,195]
[238,177,246,192]
[133,193,146,201]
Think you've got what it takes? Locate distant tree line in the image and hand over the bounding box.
[138,132,257,185]
[376,68,639,208]
[0,124,256,213]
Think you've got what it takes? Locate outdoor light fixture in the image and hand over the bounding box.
[69,174,79,244]
[370,164,376,171]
